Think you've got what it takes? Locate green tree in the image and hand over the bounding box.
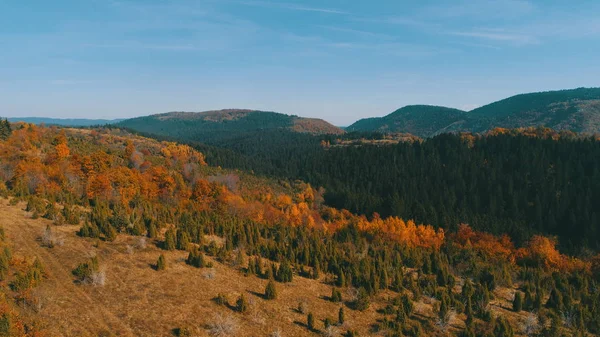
[338,307,345,324]
[156,254,166,271]
[265,279,277,300]
[513,292,523,312]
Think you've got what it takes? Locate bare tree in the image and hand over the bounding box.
[41,225,64,248]
[323,325,341,337]
[271,328,283,337]
[298,299,309,314]
[346,287,359,302]
[207,313,238,337]
[203,268,216,280]
[521,312,540,337]
[435,310,456,334]
[86,268,106,286]
[135,236,147,249]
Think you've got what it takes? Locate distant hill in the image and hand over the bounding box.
[348,88,600,137]
[465,87,600,133]
[118,109,344,144]
[7,117,123,126]
[347,105,467,137]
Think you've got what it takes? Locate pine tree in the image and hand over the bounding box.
[331,287,342,303]
[338,307,345,324]
[265,279,277,300]
[513,292,523,312]
[156,254,166,271]
[164,228,176,251]
[353,287,370,311]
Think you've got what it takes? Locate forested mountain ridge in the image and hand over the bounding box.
[348,87,600,137]
[117,109,344,145]
[347,105,467,137]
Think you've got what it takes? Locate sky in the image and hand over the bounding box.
[1,0,600,126]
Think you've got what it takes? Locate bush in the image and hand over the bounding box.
[73,256,105,286]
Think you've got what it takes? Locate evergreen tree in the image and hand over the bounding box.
[331,287,342,303]
[513,292,522,312]
[265,279,277,300]
[163,228,176,251]
[156,254,166,271]
[338,307,345,324]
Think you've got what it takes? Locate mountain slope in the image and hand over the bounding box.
[466,87,600,133]
[7,117,123,126]
[118,109,344,144]
[348,88,600,137]
[347,105,467,137]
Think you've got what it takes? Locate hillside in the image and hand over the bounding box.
[7,117,123,126]
[117,109,344,145]
[466,87,600,133]
[348,88,600,137]
[1,123,598,337]
[347,105,467,137]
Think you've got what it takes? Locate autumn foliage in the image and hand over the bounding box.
[0,123,591,272]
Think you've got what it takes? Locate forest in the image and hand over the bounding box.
[119,124,600,253]
[0,121,599,336]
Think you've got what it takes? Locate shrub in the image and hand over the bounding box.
[73,256,105,286]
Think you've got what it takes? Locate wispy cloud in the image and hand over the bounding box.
[232,0,349,14]
[420,0,535,19]
[316,25,395,39]
[448,29,539,45]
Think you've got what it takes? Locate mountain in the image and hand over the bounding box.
[118,109,344,144]
[466,87,600,133]
[348,88,600,137]
[347,105,467,137]
[7,117,123,126]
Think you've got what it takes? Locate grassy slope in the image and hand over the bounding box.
[1,199,558,337]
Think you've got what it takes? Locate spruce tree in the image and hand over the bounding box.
[265,279,277,300]
[513,292,523,312]
[164,229,176,251]
[156,254,166,271]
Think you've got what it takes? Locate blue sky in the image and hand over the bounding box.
[1,0,599,125]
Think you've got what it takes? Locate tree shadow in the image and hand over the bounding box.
[248,290,267,300]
